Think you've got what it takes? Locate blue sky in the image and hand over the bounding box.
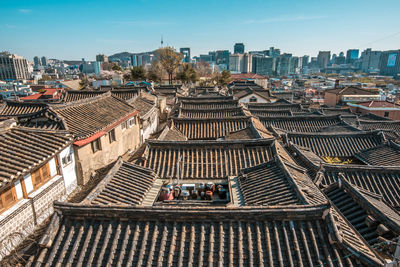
[1,0,399,61]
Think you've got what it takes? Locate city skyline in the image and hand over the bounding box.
[1,0,400,61]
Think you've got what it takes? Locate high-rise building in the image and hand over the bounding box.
[229,54,243,73]
[234,43,245,54]
[216,50,230,68]
[41,56,48,67]
[252,56,274,76]
[180,48,191,63]
[276,54,292,76]
[346,49,359,64]
[379,50,400,76]
[0,52,30,80]
[96,54,109,63]
[242,53,252,73]
[300,56,309,68]
[208,51,217,62]
[33,56,41,67]
[317,51,331,69]
[360,48,382,73]
[334,52,346,65]
[200,54,213,63]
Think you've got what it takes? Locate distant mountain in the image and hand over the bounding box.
[108,52,134,61]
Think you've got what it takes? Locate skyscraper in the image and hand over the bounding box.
[346,49,359,64]
[379,50,400,76]
[96,54,109,63]
[317,51,331,69]
[234,43,245,54]
[0,52,30,80]
[180,48,191,63]
[41,56,48,67]
[33,56,41,67]
[360,48,382,73]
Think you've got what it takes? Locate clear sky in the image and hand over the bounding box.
[1,0,400,61]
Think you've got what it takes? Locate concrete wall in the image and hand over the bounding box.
[59,146,78,195]
[74,116,141,185]
[141,109,159,142]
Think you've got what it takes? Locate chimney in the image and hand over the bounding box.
[334,79,339,89]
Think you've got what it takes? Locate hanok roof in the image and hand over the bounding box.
[139,139,276,179]
[0,125,73,190]
[259,115,343,133]
[131,96,155,117]
[180,99,239,109]
[325,86,378,96]
[359,120,400,135]
[157,126,188,141]
[248,109,292,117]
[83,158,158,206]
[237,156,326,206]
[286,131,386,157]
[19,92,137,141]
[233,88,271,101]
[177,95,234,102]
[355,141,400,166]
[29,203,382,267]
[0,101,48,118]
[63,90,106,102]
[178,107,245,119]
[317,165,400,209]
[324,178,400,256]
[171,117,251,140]
[247,102,303,112]
[321,107,353,116]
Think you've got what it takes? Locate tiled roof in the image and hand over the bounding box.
[247,102,303,112]
[248,109,292,117]
[318,165,400,209]
[29,204,382,267]
[157,126,188,141]
[17,108,65,130]
[259,115,343,133]
[359,120,400,135]
[178,107,245,118]
[0,101,48,118]
[110,89,140,103]
[355,141,400,166]
[171,117,251,140]
[325,86,378,95]
[52,92,136,140]
[324,178,400,256]
[177,95,234,102]
[84,158,158,206]
[286,131,386,157]
[238,157,326,206]
[180,99,239,109]
[63,90,106,102]
[140,139,276,179]
[131,97,155,117]
[0,125,73,189]
[321,107,353,116]
[224,127,258,140]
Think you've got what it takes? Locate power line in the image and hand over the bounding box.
[358,31,400,48]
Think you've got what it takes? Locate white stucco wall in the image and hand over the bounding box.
[238,94,269,104]
[59,145,78,195]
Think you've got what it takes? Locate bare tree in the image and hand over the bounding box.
[155,47,183,85]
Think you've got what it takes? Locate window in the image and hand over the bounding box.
[384,111,389,117]
[129,117,136,127]
[91,138,102,153]
[109,129,116,143]
[0,187,17,212]
[31,163,51,190]
[62,153,73,167]
[121,121,127,131]
[249,96,258,103]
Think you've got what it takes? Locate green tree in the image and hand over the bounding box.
[155,47,183,84]
[217,70,231,86]
[130,66,146,81]
[111,64,122,71]
[176,64,197,84]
